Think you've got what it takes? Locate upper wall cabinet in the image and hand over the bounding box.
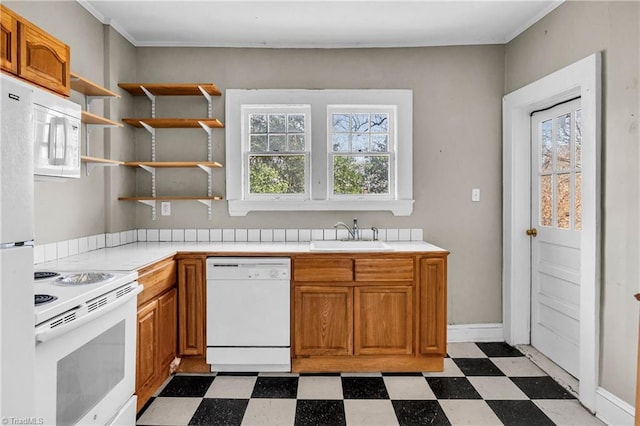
[0,5,70,96]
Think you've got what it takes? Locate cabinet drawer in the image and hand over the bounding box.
[355,258,414,282]
[138,258,177,306]
[294,258,353,282]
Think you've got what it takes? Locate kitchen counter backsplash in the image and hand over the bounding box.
[34,228,425,264]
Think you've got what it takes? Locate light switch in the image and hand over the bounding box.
[161,201,171,216]
[472,188,481,202]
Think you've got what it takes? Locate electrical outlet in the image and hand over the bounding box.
[472,188,481,202]
[161,201,171,216]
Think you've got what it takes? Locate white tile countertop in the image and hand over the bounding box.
[36,241,448,272]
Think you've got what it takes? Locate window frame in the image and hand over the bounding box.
[226,89,414,216]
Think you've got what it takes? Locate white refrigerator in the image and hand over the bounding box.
[0,74,35,419]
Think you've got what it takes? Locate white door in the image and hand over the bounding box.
[530,98,582,378]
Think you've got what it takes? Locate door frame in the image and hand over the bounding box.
[502,53,601,410]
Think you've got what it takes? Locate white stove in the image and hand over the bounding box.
[33,269,138,325]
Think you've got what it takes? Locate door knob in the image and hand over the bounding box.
[526,228,538,237]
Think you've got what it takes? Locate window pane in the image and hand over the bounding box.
[287,134,305,152]
[575,172,582,230]
[575,109,582,169]
[370,113,388,133]
[556,173,571,229]
[351,114,369,132]
[288,114,305,133]
[250,114,267,133]
[268,114,286,133]
[250,135,267,152]
[249,155,305,194]
[556,113,571,171]
[540,175,552,227]
[268,134,286,152]
[333,155,389,195]
[332,134,349,152]
[353,134,369,152]
[371,135,388,152]
[332,114,350,133]
[541,119,552,172]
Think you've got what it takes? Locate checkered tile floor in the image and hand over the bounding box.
[136,342,604,425]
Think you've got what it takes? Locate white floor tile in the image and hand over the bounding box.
[533,400,605,425]
[423,358,465,377]
[383,376,436,400]
[241,399,297,426]
[297,376,343,399]
[204,376,257,399]
[439,400,503,425]
[447,342,487,358]
[467,377,528,400]
[343,400,399,426]
[136,397,201,426]
[491,356,547,377]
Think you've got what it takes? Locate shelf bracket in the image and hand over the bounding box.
[198,121,214,162]
[197,199,213,221]
[138,165,157,199]
[198,85,213,118]
[197,165,213,198]
[140,122,157,162]
[137,200,157,221]
[140,86,156,118]
[86,161,119,176]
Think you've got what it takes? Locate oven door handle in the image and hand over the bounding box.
[35,284,143,343]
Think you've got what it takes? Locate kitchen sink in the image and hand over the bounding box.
[309,240,393,252]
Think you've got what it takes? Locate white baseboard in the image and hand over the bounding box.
[595,387,634,426]
[447,323,505,342]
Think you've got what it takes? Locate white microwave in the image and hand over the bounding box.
[33,88,81,180]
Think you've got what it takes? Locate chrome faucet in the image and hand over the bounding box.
[334,218,360,240]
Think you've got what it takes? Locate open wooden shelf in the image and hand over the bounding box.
[122,118,223,128]
[81,156,124,165]
[124,161,223,168]
[118,196,224,201]
[82,111,123,127]
[70,72,120,98]
[118,83,221,97]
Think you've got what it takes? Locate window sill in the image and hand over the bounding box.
[228,199,414,216]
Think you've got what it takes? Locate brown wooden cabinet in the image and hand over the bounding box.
[292,252,447,372]
[0,5,70,96]
[135,258,177,412]
[178,256,206,356]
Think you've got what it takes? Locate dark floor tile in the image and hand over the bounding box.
[299,372,341,376]
[158,375,215,397]
[392,400,451,426]
[487,400,555,426]
[382,372,424,376]
[341,377,390,399]
[295,399,346,426]
[136,397,154,420]
[476,342,524,358]
[251,376,299,398]
[189,398,248,426]
[215,371,259,376]
[452,358,504,376]
[426,377,482,399]
[510,376,576,399]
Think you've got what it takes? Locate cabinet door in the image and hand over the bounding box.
[0,6,18,74]
[157,288,177,368]
[178,257,205,356]
[294,286,353,356]
[354,286,413,355]
[136,300,158,400]
[419,257,447,355]
[18,21,70,96]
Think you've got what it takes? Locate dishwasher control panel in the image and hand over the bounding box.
[206,257,290,280]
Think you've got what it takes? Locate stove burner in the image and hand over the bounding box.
[34,271,60,280]
[35,294,58,306]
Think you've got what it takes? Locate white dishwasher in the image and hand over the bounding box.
[206,257,291,372]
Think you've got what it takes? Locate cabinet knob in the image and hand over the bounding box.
[526,228,538,237]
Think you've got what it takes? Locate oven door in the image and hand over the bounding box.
[34,290,138,425]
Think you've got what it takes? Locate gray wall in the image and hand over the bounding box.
[131,46,505,325]
[505,0,640,405]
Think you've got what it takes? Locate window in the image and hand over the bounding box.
[226,90,413,216]
[242,106,311,199]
